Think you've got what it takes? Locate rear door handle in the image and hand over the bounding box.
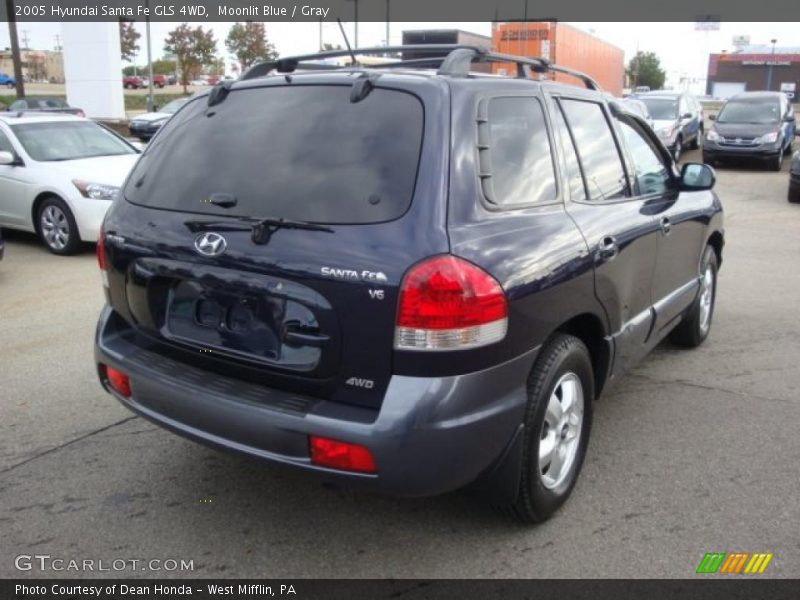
[597,236,619,261]
[660,216,672,235]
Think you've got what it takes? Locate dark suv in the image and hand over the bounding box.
[94,46,724,522]
[635,91,704,160]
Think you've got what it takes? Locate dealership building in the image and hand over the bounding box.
[707,45,800,100]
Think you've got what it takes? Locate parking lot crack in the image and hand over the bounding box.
[629,373,790,404]
[0,417,137,476]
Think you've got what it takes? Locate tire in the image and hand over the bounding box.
[36,196,81,255]
[789,182,800,204]
[673,136,683,162]
[690,127,702,150]
[509,334,594,523]
[702,153,716,168]
[125,83,134,89]
[670,245,718,348]
[770,151,784,171]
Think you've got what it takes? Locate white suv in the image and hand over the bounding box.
[0,113,139,254]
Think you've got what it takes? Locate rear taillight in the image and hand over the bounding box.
[97,228,108,287]
[77,110,85,117]
[309,436,377,473]
[102,365,131,397]
[395,255,508,351]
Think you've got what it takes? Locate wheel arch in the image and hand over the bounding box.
[552,312,612,400]
[31,191,66,232]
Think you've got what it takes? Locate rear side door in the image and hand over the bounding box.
[550,94,660,374]
[615,115,705,333]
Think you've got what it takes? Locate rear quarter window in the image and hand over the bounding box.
[479,96,558,207]
[124,85,425,225]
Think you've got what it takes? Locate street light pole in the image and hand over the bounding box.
[146,0,154,112]
[4,0,25,98]
[766,38,777,91]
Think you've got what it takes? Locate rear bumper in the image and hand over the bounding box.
[94,306,535,497]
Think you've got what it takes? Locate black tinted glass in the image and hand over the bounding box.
[551,103,586,201]
[561,99,628,201]
[124,86,424,224]
[484,97,557,206]
[717,100,781,124]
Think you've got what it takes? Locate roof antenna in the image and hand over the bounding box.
[337,18,358,66]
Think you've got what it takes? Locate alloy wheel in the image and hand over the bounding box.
[698,264,715,334]
[539,372,584,490]
[40,204,70,251]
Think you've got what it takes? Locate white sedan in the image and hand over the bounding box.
[0,114,139,254]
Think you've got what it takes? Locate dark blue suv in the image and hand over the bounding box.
[94,46,724,522]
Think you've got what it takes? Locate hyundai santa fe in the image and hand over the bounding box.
[94,46,724,523]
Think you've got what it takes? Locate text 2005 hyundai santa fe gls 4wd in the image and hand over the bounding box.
[95,46,724,523]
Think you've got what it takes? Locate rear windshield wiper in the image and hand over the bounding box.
[184,216,333,245]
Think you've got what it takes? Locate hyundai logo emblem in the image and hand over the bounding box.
[194,232,227,257]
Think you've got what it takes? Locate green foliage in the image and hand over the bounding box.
[627,51,666,90]
[164,23,217,93]
[119,21,141,63]
[225,22,277,71]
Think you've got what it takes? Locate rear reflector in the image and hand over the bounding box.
[309,435,377,474]
[103,365,131,397]
[395,255,508,351]
[97,228,109,287]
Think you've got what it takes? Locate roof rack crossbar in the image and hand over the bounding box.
[241,45,601,91]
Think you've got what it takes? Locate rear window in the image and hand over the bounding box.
[124,85,425,224]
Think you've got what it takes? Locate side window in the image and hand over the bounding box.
[551,102,587,201]
[560,99,629,201]
[0,129,15,154]
[482,96,558,207]
[9,100,25,111]
[618,120,672,196]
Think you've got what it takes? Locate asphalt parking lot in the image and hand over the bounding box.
[1,147,799,579]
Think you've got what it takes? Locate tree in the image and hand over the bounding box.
[225,22,277,72]
[165,24,217,93]
[150,59,177,75]
[119,21,141,63]
[627,51,666,91]
[322,43,343,51]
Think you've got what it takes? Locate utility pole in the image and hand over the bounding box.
[21,29,30,49]
[5,0,25,98]
[766,38,777,91]
[54,34,61,51]
[385,0,390,49]
[319,18,323,50]
[145,1,154,111]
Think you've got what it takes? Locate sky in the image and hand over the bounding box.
[1,21,798,90]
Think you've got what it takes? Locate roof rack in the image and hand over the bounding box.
[240,45,601,91]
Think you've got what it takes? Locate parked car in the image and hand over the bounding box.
[167,74,178,86]
[151,74,168,88]
[128,98,190,141]
[0,113,139,254]
[6,97,85,117]
[621,97,654,129]
[704,92,796,171]
[94,46,724,523]
[636,91,704,160]
[789,151,800,203]
[122,76,146,89]
[189,78,209,86]
[0,73,16,88]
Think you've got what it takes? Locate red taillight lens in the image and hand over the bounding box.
[96,228,107,271]
[103,365,131,397]
[309,436,377,474]
[77,110,85,117]
[395,255,508,350]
